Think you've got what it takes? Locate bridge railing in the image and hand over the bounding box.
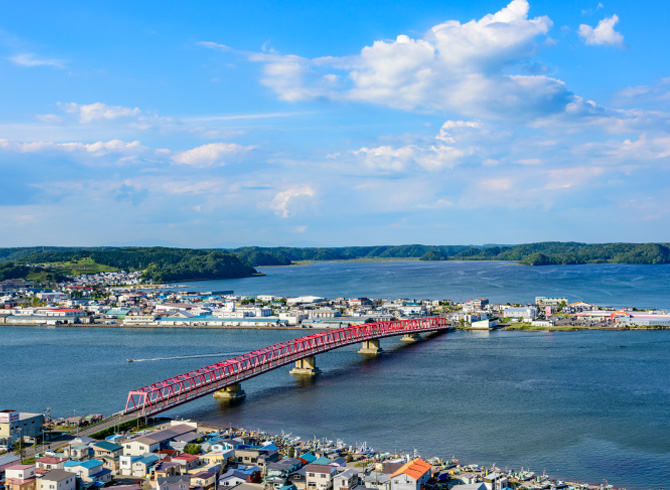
[125,317,447,416]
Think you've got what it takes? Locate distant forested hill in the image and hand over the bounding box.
[2,243,670,283]
[5,247,257,282]
[226,242,670,266]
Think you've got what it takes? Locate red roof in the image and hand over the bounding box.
[173,453,199,462]
[36,308,83,313]
[391,459,432,480]
[36,457,68,464]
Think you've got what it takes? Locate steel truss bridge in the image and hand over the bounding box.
[124,317,448,417]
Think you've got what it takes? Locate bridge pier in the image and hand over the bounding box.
[213,383,246,401]
[289,356,322,376]
[400,333,423,342]
[358,339,383,355]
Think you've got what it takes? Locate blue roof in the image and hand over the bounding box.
[64,459,103,469]
[137,455,160,465]
[312,457,331,465]
[298,453,316,463]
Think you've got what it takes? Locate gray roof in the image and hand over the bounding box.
[42,469,75,482]
[0,454,20,468]
[134,424,195,444]
[157,475,191,485]
[174,432,200,443]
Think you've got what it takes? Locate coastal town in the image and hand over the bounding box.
[1,269,670,330]
[0,412,619,490]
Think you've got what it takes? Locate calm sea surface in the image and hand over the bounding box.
[183,260,670,309]
[3,262,670,489]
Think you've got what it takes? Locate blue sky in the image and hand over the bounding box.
[2,0,670,247]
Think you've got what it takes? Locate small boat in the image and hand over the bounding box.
[127,359,135,362]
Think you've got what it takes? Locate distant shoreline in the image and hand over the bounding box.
[3,322,669,332]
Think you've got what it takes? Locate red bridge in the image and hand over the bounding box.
[125,317,449,417]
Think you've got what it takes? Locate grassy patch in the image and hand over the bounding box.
[45,257,118,275]
[90,418,150,439]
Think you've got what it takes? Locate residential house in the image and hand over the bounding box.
[482,472,508,490]
[333,468,359,490]
[363,473,391,490]
[198,450,234,467]
[92,441,123,473]
[35,458,69,476]
[219,466,262,487]
[190,470,217,490]
[209,441,235,453]
[122,425,196,457]
[131,455,160,477]
[287,467,307,490]
[62,444,90,461]
[38,469,76,490]
[62,459,111,485]
[234,445,280,471]
[5,464,37,490]
[155,475,191,490]
[119,456,142,476]
[152,461,182,480]
[170,454,201,473]
[266,458,303,489]
[304,464,336,490]
[389,459,432,490]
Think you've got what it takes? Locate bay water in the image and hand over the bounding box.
[2,261,670,489]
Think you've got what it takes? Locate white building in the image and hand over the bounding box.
[503,306,537,320]
[390,459,432,490]
[39,470,76,490]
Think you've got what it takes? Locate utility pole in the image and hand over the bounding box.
[18,427,24,463]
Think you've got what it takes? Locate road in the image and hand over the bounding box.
[17,412,140,459]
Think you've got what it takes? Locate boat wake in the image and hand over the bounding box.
[128,352,242,363]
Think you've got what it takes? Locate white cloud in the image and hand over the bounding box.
[172,142,255,166]
[35,114,62,123]
[231,0,584,120]
[544,166,604,190]
[60,102,141,123]
[578,15,624,47]
[0,138,145,155]
[197,41,232,52]
[264,186,315,218]
[354,145,417,171]
[9,53,65,68]
[354,119,480,172]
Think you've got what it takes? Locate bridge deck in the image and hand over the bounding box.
[125,317,448,416]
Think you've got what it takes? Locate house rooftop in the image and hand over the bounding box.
[42,469,75,482]
[93,440,123,452]
[391,459,432,480]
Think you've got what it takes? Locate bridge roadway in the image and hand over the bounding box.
[124,317,449,417]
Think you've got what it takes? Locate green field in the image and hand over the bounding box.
[43,257,118,275]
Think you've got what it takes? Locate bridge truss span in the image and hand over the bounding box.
[125,316,448,417]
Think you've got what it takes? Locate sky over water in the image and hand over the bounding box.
[2,0,670,247]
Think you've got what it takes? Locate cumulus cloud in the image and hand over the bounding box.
[578,15,624,47]
[210,0,590,120]
[60,102,141,123]
[264,186,315,218]
[9,53,65,68]
[354,120,480,172]
[172,142,255,166]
